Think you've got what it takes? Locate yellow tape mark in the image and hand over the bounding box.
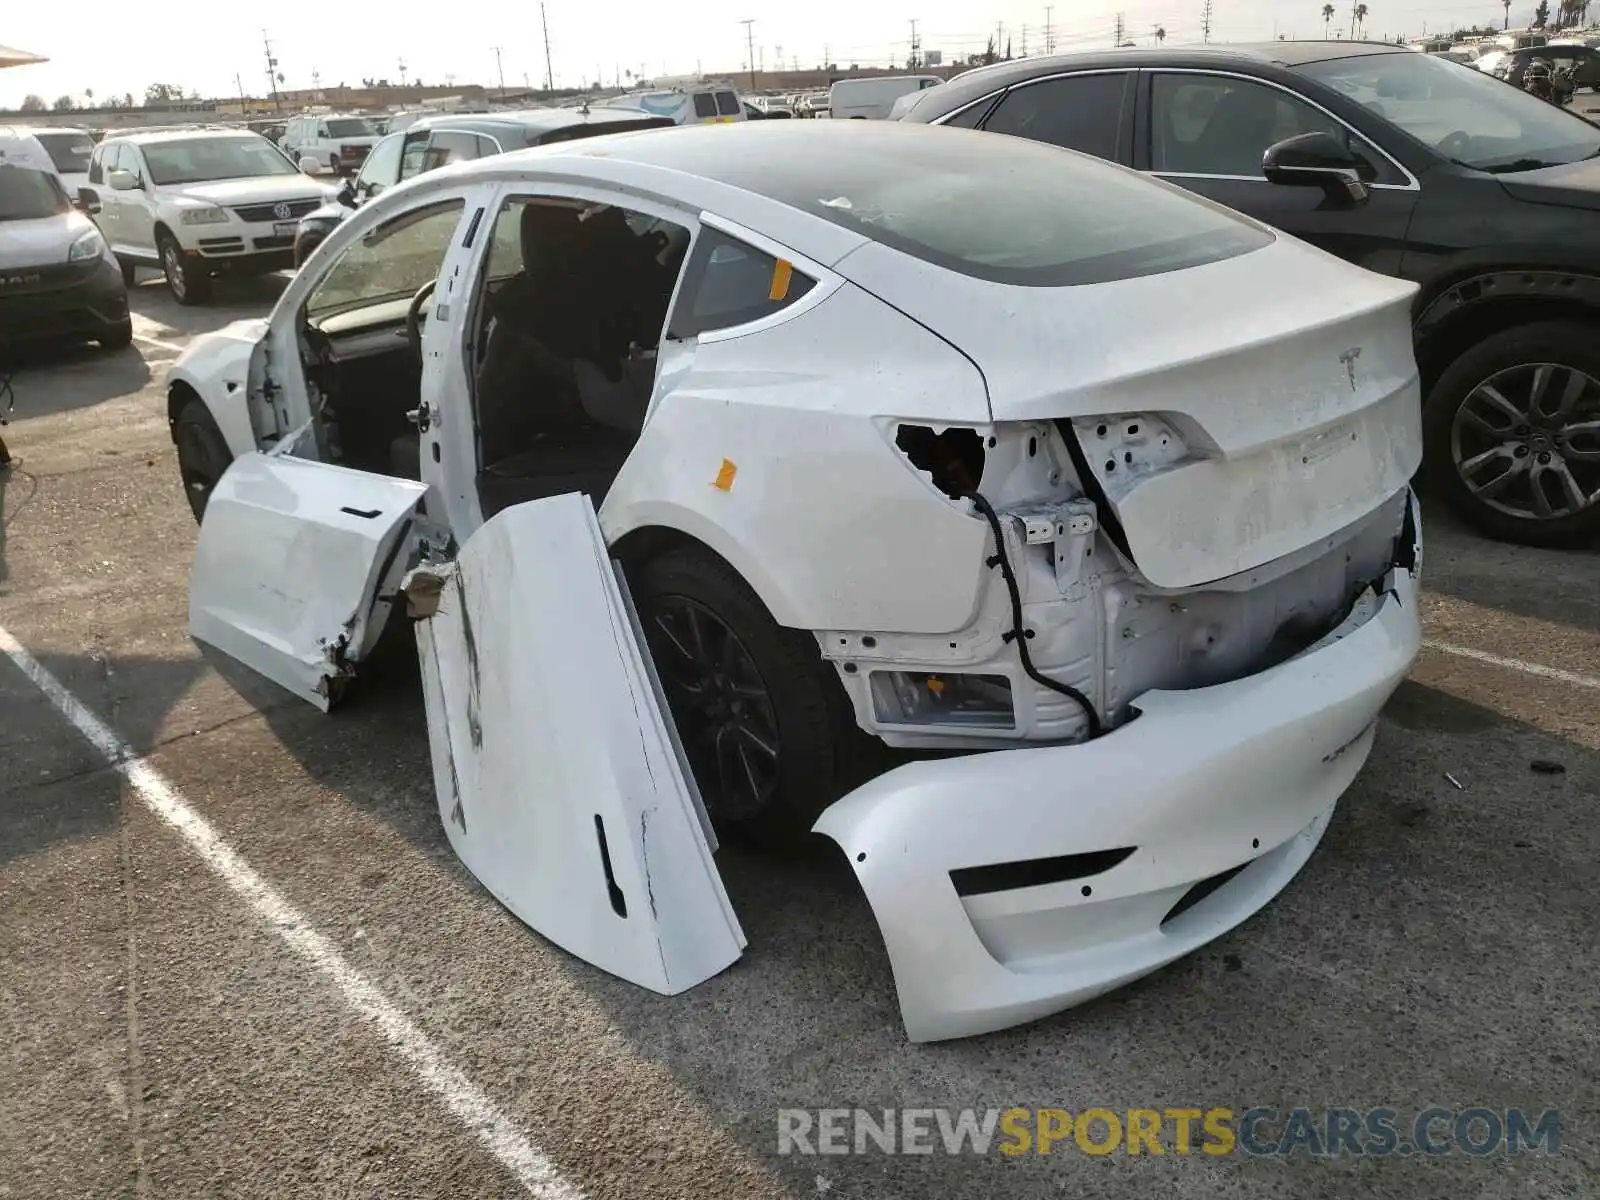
[769,260,793,302]
[713,459,737,491]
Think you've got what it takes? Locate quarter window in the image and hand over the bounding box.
[422,131,483,172]
[980,73,1129,161]
[668,228,816,339]
[1150,74,1392,182]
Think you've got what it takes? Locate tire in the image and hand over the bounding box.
[159,233,211,306]
[1423,319,1600,546]
[98,317,133,350]
[630,544,866,851]
[174,397,232,522]
[329,154,341,174]
[118,257,138,287]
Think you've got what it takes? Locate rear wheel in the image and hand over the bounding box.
[630,545,865,851]
[159,233,211,306]
[174,397,232,521]
[1423,320,1600,546]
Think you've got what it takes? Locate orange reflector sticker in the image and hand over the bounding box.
[769,260,794,302]
[713,459,737,491]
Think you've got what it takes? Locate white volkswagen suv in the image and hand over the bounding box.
[81,129,338,304]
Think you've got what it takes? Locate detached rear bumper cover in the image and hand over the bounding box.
[814,498,1422,1043]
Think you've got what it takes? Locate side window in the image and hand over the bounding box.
[304,199,465,321]
[316,122,331,140]
[692,93,718,119]
[118,146,144,184]
[1150,74,1397,182]
[398,132,430,180]
[88,144,104,184]
[668,228,817,340]
[355,134,406,196]
[421,131,480,173]
[979,73,1129,160]
[475,134,501,158]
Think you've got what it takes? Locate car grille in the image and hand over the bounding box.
[231,198,322,224]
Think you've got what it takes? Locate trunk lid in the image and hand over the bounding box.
[837,236,1422,587]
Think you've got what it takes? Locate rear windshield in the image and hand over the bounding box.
[692,93,718,118]
[0,166,70,221]
[721,128,1272,286]
[716,90,741,116]
[326,118,377,138]
[34,132,94,174]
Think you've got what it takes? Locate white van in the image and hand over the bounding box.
[0,130,130,349]
[829,75,943,120]
[12,126,97,199]
[281,114,384,174]
[606,85,747,125]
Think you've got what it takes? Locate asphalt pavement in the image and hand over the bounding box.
[0,271,1596,1200]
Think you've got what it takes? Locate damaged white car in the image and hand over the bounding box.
[169,121,1424,1042]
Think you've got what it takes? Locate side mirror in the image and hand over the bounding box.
[298,155,322,174]
[106,169,138,192]
[337,179,359,208]
[78,187,102,214]
[1262,132,1371,204]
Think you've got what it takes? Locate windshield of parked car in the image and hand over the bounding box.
[141,136,299,185]
[1297,52,1600,173]
[0,165,70,220]
[721,128,1272,285]
[326,118,377,138]
[33,131,94,175]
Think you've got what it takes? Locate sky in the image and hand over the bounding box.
[1,0,1544,109]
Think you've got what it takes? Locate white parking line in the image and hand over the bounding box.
[0,623,583,1200]
[129,314,186,356]
[1422,639,1600,692]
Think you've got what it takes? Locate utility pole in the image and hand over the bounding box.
[996,21,1005,57]
[261,29,282,112]
[741,19,757,90]
[1045,4,1055,52]
[1021,24,1029,55]
[540,0,555,91]
[1114,12,1125,45]
[398,58,408,87]
[492,46,505,98]
[775,43,783,75]
[909,19,921,69]
[235,72,247,114]
[1201,0,1214,43]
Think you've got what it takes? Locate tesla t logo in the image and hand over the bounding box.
[0,273,41,287]
[272,201,293,220]
[1339,347,1362,392]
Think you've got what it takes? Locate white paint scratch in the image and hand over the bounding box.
[0,623,582,1199]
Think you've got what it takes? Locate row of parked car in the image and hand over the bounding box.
[5,40,1599,545]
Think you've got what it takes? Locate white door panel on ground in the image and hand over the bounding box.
[408,492,745,995]
[188,453,427,710]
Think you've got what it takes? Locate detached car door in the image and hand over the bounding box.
[406,492,746,994]
[1137,70,1419,275]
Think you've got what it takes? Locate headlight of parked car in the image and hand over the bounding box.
[67,228,106,262]
[179,205,231,225]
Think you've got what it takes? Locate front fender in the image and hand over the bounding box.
[166,319,269,458]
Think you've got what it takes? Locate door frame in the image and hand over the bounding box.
[420,177,708,545]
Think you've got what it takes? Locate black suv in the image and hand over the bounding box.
[899,42,1600,546]
[293,107,674,265]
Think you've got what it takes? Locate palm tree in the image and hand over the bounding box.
[1504,0,1512,29]
[1323,3,1336,36]
[1153,24,1167,43]
[1352,2,1369,36]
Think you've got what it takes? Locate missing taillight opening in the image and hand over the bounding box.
[895,424,984,500]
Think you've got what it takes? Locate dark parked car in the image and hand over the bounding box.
[293,106,675,265]
[899,42,1600,545]
[1495,43,1600,90]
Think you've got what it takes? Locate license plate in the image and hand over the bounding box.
[274,221,297,238]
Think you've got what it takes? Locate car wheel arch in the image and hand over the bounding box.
[1414,269,1600,390]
